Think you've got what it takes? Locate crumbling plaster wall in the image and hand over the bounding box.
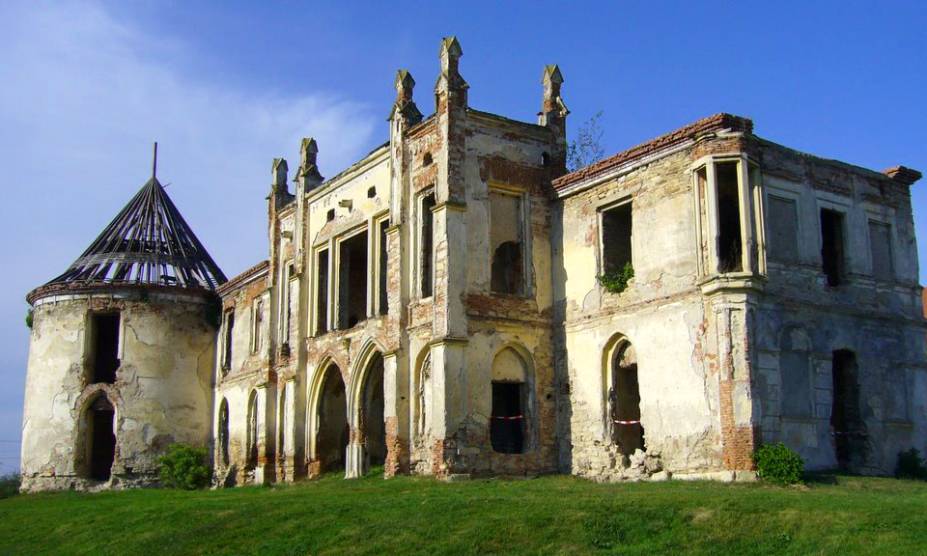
[555,148,728,480]
[22,291,215,492]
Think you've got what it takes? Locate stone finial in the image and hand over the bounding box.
[298,137,324,190]
[390,69,423,125]
[883,165,922,186]
[539,64,569,127]
[272,158,289,193]
[435,36,468,95]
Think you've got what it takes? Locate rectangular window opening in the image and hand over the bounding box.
[90,313,120,384]
[420,193,436,298]
[316,249,329,334]
[716,161,743,273]
[490,381,525,454]
[601,203,632,275]
[338,231,368,329]
[820,208,845,286]
[490,190,525,295]
[222,310,234,371]
[378,219,389,315]
[767,196,799,263]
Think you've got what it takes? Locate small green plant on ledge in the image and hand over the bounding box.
[597,262,634,294]
[25,308,34,329]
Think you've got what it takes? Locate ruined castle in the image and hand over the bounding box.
[21,38,927,491]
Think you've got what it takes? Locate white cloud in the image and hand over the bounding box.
[0,0,378,470]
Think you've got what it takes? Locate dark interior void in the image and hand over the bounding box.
[317,366,348,472]
[88,396,115,481]
[716,162,743,273]
[820,209,845,287]
[831,350,866,469]
[361,354,386,468]
[378,220,388,315]
[338,231,368,329]
[490,381,525,454]
[491,241,524,295]
[247,394,258,468]
[91,313,120,384]
[420,193,436,297]
[218,399,230,467]
[602,203,632,274]
[316,249,329,333]
[222,311,234,369]
[610,364,644,456]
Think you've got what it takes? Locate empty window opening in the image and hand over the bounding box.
[247,391,258,469]
[541,152,550,167]
[367,186,376,198]
[278,388,288,466]
[831,350,866,469]
[820,209,845,286]
[360,354,386,470]
[490,191,525,295]
[767,196,799,263]
[420,193,436,297]
[716,162,743,272]
[491,382,525,454]
[601,203,632,274]
[87,396,115,481]
[609,343,644,457]
[491,242,523,295]
[326,208,335,222]
[378,220,389,315]
[89,313,120,384]
[316,249,329,333]
[251,299,263,354]
[218,398,230,467]
[868,221,893,280]
[422,152,433,166]
[338,231,368,329]
[222,310,234,371]
[315,365,348,472]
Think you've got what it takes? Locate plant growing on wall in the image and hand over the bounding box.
[597,262,634,294]
[25,308,33,329]
[567,110,606,172]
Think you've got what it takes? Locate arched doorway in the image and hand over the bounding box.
[359,353,386,469]
[86,395,116,481]
[607,339,644,458]
[218,398,230,467]
[490,347,533,454]
[315,364,348,472]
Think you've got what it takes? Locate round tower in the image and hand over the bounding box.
[21,150,226,491]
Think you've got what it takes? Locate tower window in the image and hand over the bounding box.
[222,310,234,372]
[490,190,525,295]
[716,162,743,273]
[90,313,120,384]
[820,208,845,286]
[420,192,436,298]
[338,231,368,329]
[316,249,329,334]
[378,219,389,315]
[601,202,632,274]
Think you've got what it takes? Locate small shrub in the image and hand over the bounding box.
[25,309,33,329]
[0,473,20,499]
[597,262,634,294]
[754,443,804,485]
[895,448,927,480]
[159,444,211,490]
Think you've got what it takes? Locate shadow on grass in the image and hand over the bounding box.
[0,474,20,499]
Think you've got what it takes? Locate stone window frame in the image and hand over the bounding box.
[220,308,235,374]
[310,243,332,337]
[860,206,897,282]
[691,154,766,279]
[250,297,264,355]
[372,211,391,316]
[762,183,804,267]
[595,196,633,281]
[487,182,532,297]
[83,309,125,385]
[415,188,437,300]
[814,195,853,285]
[332,221,372,330]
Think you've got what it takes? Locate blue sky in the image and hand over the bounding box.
[0,0,924,472]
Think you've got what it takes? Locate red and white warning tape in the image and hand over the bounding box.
[613,420,640,425]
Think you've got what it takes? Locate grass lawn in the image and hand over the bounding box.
[0,472,925,555]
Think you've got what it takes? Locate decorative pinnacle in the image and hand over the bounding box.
[272,158,288,191]
[542,64,564,85]
[439,36,463,58]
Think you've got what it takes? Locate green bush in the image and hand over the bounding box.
[0,473,20,499]
[25,309,33,329]
[895,448,927,480]
[597,262,634,294]
[754,443,804,485]
[159,444,211,490]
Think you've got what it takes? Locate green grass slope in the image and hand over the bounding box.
[0,472,925,555]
